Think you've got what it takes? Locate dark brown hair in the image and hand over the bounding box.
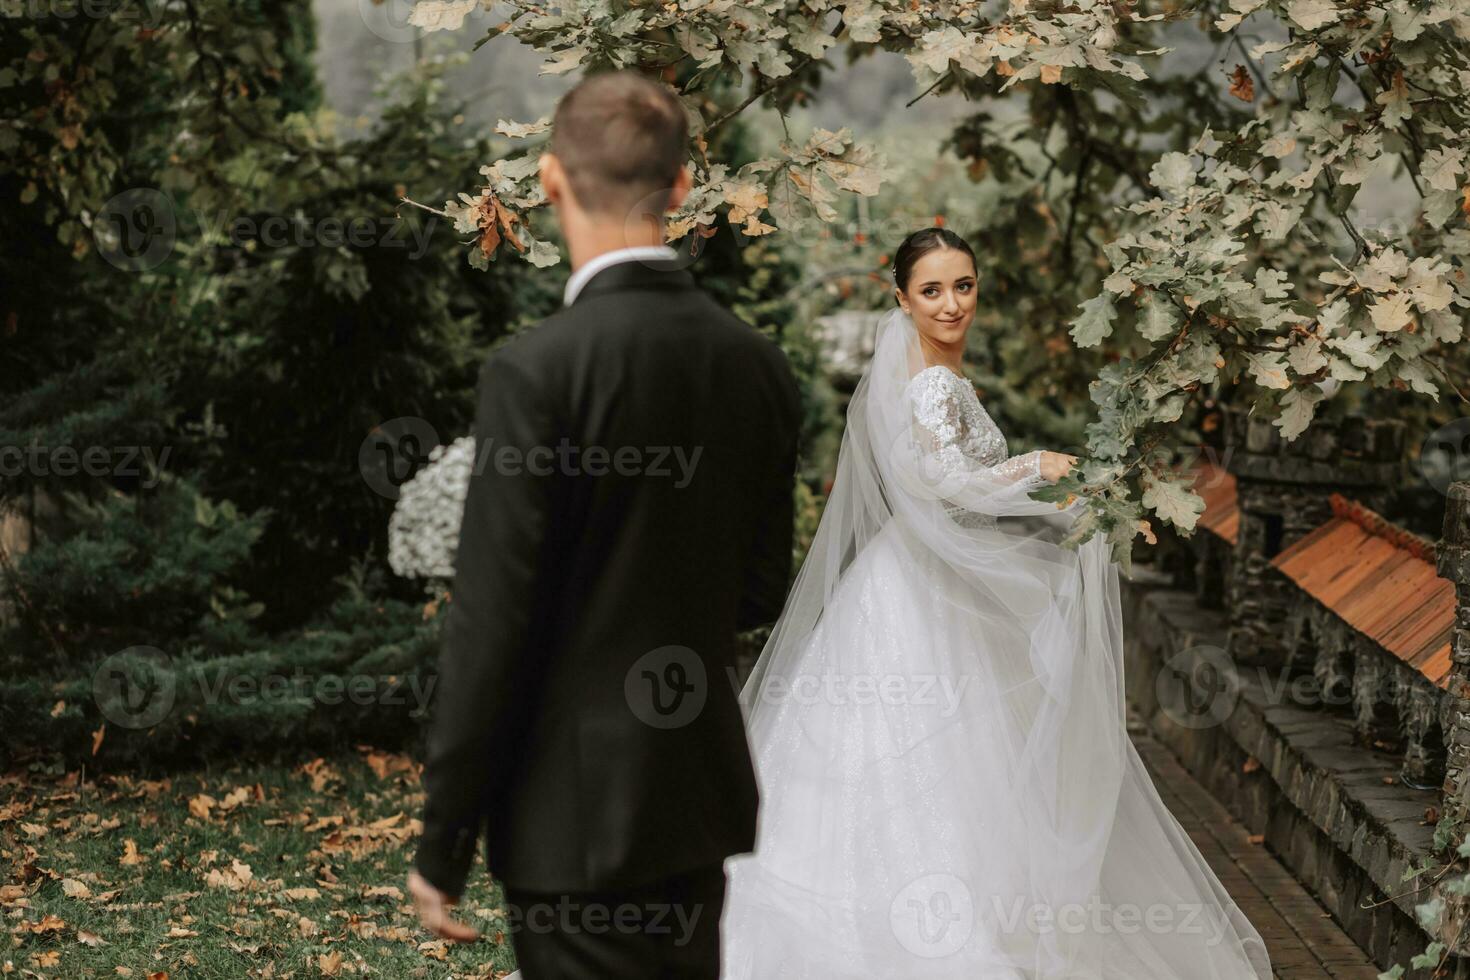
[892,227,977,293]
[549,71,689,221]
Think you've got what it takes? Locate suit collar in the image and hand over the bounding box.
[568,252,696,307]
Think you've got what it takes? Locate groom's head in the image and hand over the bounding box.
[540,71,691,243]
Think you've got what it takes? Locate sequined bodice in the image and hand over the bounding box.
[904,365,1045,527]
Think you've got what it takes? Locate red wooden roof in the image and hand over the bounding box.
[1190,460,1239,545]
[1271,495,1453,688]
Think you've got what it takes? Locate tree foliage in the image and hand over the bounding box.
[415,0,1470,561]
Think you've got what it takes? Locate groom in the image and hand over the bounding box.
[407,71,802,978]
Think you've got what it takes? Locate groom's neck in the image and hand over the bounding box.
[563,213,668,273]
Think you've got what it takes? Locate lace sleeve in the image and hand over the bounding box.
[993,447,1046,487]
[906,369,1047,494]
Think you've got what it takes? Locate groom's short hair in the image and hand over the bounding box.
[550,71,688,221]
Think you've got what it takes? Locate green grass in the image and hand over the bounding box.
[1,747,516,978]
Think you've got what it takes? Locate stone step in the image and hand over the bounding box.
[1133,722,1383,980]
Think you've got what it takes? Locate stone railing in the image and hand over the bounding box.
[1133,407,1470,970]
[1216,403,1404,666]
[1434,483,1470,838]
[1269,495,1451,792]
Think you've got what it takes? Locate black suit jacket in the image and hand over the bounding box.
[413,256,802,896]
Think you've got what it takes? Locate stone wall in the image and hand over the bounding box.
[1436,483,1470,842]
[1220,405,1404,668]
[1124,572,1465,975]
[1122,408,1470,974]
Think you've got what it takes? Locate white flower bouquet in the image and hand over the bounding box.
[387,434,475,585]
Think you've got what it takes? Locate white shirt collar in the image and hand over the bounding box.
[563,245,680,306]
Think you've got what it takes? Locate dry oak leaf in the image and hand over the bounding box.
[60,878,92,899]
[299,758,343,794]
[304,815,346,833]
[1227,64,1253,102]
[203,859,254,892]
[119,839,147,866]
[358,748,416,781]
[217,785,257,812]
[27,914,66,934]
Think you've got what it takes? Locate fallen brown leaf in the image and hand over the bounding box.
[119,839,146,866]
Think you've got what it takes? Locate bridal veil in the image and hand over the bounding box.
[725,308,1270,979]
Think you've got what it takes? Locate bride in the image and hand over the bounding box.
[718,227,1272,979]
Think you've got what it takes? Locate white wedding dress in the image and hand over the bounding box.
[719,310,1271,979]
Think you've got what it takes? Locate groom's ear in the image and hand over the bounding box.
[665,164,692,212]
[539,153,567,208]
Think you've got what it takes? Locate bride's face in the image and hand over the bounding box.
[895,248,978,347]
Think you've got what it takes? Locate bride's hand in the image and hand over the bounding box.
[1040,451,1078,483]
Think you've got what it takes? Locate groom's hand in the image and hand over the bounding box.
[408,868,481,943]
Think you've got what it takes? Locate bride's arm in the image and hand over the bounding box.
[904,373,1054,515]
[990,447,1047,489]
